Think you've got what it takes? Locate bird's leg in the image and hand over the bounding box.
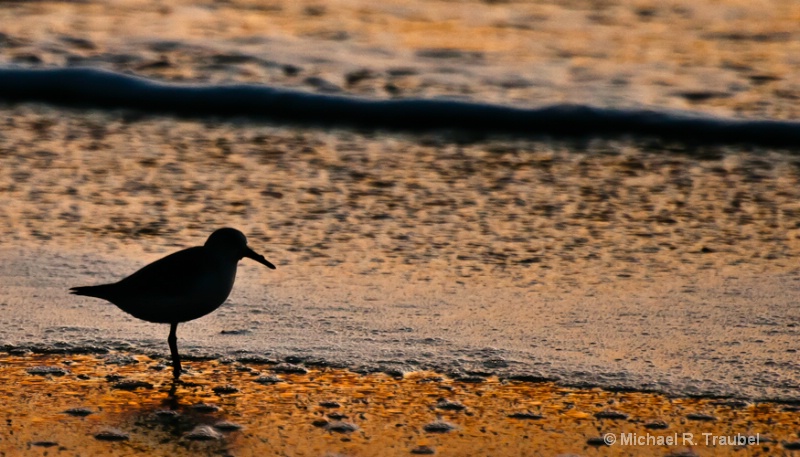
[168,323,181,379]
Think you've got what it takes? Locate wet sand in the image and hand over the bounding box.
[2,114,800,401]
[3,352,800,456]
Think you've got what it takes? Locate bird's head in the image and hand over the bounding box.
[205,228,276,269]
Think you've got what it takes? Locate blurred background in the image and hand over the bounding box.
[1,0,799,282]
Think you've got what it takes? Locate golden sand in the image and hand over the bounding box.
[2,352,798,456]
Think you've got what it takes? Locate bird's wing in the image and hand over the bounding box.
[116,247,218,298]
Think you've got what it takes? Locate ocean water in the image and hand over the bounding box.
[1,0,800,400]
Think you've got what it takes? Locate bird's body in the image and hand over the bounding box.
[70,228,276,378]
[71,246,239,323]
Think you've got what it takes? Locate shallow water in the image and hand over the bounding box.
[1,0,799,117]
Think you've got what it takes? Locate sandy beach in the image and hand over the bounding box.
[1,0,800,455]
[3,352,799,457]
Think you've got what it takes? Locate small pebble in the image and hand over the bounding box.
[685,413,716,421]
[272,363,308,374]
[213,421,243,432]
[104,354,139,365]
[453,375,485,383]
[483,358,508,368]
[594,410,629,420]
[383,369,405,379]
[31,441,58,447]
[319,401,341,408]
[220,329,249,335]
[191,403,220,413]
[586,436,609,446]
[212,385,239,394]
[112,380,153,390]
[507,412,544,420]
[436,399,466,411]
[254,375,283,384]
[712,399,750,408]
[94,429,129,441]
[154,410,180,420]
[423,420,455,433]
[236,355,272,364]
[63,407,93,417]
[325,421,358,433]
[411,445,435,455]
[184,425,222,441]
[27,366,69,376]
[644,420,668,429]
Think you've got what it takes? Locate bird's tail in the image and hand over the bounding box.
[69,284,116,301]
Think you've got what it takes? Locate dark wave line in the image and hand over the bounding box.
[1,67,798,147]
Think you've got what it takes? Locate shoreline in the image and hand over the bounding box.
[3,244,800,404]
[5,346,800,407]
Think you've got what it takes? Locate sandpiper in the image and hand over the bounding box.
[70,228,276,379]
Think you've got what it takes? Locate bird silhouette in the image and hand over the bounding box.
[70,228,276,379]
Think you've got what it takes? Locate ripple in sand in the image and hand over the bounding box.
[410,445,435,454]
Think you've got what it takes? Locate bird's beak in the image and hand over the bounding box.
[244,247,276,269]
